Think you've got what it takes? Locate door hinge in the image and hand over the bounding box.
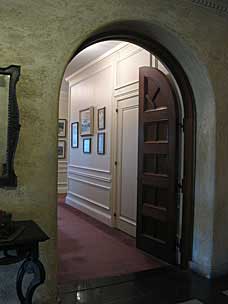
[176,237,182,251]
[116,108,118,113]
[177,179,184,193]
[114,161,118,166]
[178,118,185,132]
[114,212,117,217]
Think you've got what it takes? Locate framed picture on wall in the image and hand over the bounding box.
[71,122,79,148]
[98,107,105,130]
[83,138,91,154]
[58,119,67,137]
[97,132,105,155]
[58,140,66,159]
[79,107,94,136]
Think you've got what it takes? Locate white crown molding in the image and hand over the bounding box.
[65,42,128,82]
[68,63,112,88]
[116,46,142,65]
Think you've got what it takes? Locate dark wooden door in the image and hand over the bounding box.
[137,67,179,264]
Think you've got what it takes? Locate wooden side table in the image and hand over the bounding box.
[0,221,49,304]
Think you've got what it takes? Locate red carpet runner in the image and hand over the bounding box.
[58,198,161,284]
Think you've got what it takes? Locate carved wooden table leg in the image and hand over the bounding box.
[16,244,45,304]
[0,221,49,304]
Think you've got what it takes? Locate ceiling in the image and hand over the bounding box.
[61,41,122,92]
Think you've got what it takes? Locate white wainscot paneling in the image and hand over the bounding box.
[58,161,68,193]
[66,168,112,226]
[66,165,112,225]
[116,46,150,89]
[68,173,111,208]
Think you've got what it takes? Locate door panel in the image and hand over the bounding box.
[116,96,138,237]
[137,67,179,264]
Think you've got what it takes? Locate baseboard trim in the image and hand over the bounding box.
[65,195,112,226]
[67,191,110,210]
[190,260,228,278]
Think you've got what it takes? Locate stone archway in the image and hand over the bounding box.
[63,20,216,276]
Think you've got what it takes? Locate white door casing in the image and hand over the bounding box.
[115,95,139,237]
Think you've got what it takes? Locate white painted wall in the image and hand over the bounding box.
[58,89,68,193]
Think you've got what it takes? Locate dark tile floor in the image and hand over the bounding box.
[58,266,228,304]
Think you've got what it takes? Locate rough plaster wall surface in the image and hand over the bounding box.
[0,0,227,302]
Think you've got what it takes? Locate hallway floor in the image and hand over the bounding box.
[58,197,161,284]
[58,266,228,304]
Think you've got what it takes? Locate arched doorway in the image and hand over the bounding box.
[60,24,196,270]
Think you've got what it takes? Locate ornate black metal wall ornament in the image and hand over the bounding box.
[192,0,228,16]
[0,65,21,188]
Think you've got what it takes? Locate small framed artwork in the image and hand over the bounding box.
[98,107,105,130]
[58,140,66,159]
[79,107,94,136]
[83,138,91,154]
[97,132,105,155]
[71,122,79,148]
[58,119,67,137]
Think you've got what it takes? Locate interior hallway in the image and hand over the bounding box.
[58,195,161,284]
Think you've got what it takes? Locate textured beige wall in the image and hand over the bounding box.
[0,0,227,302]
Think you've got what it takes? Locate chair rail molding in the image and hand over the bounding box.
[68,169,112,183]
[69,164,111,175]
